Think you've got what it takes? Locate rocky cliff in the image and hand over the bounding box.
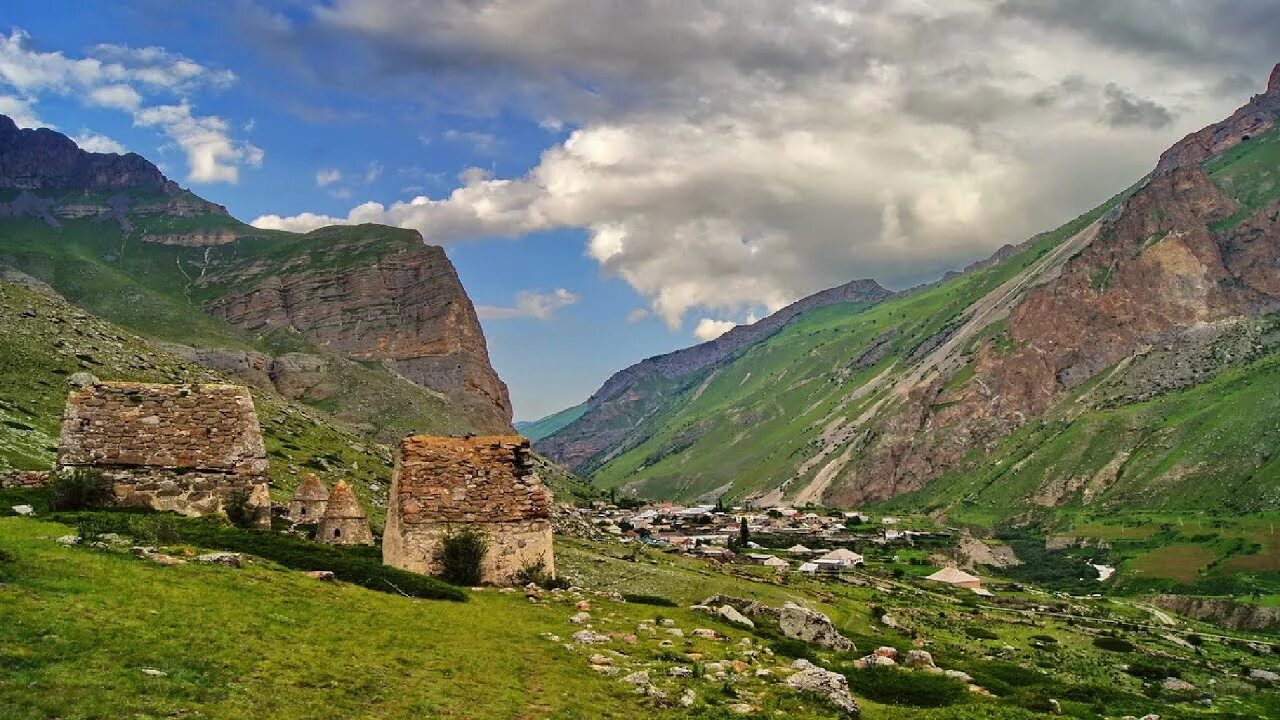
[537,278,891,470]
[0,114,512,437]
[201,225,512,432]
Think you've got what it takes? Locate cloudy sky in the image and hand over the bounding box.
[5,1,1278,419]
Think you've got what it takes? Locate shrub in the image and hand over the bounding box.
[130,514,181,544]
[844,665,967,707]
[769,637,818,662]
[964,626,999,640]
[50,469,113,511]
[515,559,569,589]
[1125,657,1181,680]
[223,489,257,529]
[621,593,677,607]
[1029,634,1058,644]
[1093,636,1135,653]
[437,528,488,586]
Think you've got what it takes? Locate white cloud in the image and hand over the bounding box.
[476,288,580,320]
[443,129,500,154]
[0,29,257,184]
[260,1,1278,328]
[316,168,342,186]
[363,161,383,184]
[71,131,126,154]
[0,94,42,128]
[693,318,737,342]
[626,308,650,324]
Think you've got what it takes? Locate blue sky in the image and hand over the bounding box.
[3,1,1276,420]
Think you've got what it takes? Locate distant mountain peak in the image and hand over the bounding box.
[1269,62,1280,94]
[0,114,175,194]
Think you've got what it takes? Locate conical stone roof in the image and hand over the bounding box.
[292,473,330,502]
[322,480,366,520]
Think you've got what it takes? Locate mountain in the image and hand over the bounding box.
[0,115,511,438]
[536,278,892,470]
[545,64,1280,517]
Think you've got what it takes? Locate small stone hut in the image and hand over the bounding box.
[56,381,270,525]
[383,435,553,585]
[289,473,330,522]
[317,479,374,545]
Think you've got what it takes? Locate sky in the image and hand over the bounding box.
[2,1,1278,421]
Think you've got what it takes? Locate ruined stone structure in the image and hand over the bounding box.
[288,473,330,522]
[383,435,553,585]
[317,479,373,545]
[56,382,270,522]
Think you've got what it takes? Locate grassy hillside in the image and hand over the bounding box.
[517,402,589,442]
[587,188,1128,504]
[0,212,479,441]
[4,506,1280,719]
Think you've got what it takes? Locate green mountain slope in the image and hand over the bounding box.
[552,67,1280,521]
[516,403,588,442]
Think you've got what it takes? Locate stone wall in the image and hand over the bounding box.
[55,382,270,516]
[383,435,554,585]
[0,470,49,488]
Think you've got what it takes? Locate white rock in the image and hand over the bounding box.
[569,611,591,624]
[195,552,242,568]
[668,666,692,678]
[56,535,80,546]
[620,670,650,685]
[779,602,854,651]
[718,604,755,629]
[786,666,860,716]
[666,627,685,637]
[139,668,167,677]
[1250,669,1280,683]
[692,628,719,640]
[11,505,34,516]
[679,689,696,707]
[572,630,610,644]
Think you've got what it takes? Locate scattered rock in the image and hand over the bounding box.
[727,703,755,714]
[668,666,692,678]
[779,602,854,651]
[1162,677,1196,693]
[943,669,973,683]
[1049,698,1063,715]
[620,670,650,685]
[576,600,591,611]
[68,372,99,388]
[880,613,900,629]
[791,658,814,670]
[786,666,861,716]
[903,650,934,668]
[195,552,243,568]
[589,654,612,666]
[692,628,720,640]
[569,611,591,624]
[11,504,34,516]
[658,618,676,627]
[718,604,755,629]
[679,689,696,707]
[666,628,685,637]
[56,535,80,546]
[873,646,898,660]
[139,667,167,677]
[855,654,896,669]
[1250,669,1280,683]
[305,570,336,581]
[572,630,610,645]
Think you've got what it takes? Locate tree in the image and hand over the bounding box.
[739,517,750,547]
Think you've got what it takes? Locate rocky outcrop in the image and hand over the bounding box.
[828,64,1280,506]
[1150,595,1280,631]
[539,278,891,469]
[778,602,855,651]
[201,226,512,432]
[162,345,335,402]
[0,114,175,193]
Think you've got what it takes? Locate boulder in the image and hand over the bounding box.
[692,628,720,640]
[904,650,935,668]
[572,630,611,644]
[873,646,898,660]
[11,504,34,516]
[779,603,854,651]
[1250,669,1280,683]
[569,611,591,624]
[620,670,650,685]
[786,666,861,716]
[306,570,336,581]
[56,535,80,546]
[679,689,696,707]
[1162,677,1196,693]
[668,666,692,678]
[855,654,896,669]
[718,604,755,629]
[195,552,243,568]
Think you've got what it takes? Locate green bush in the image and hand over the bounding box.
[769,637,818,662]
[1029,634,1058,644]
[844,665,967,707]
[1125,657,1180,680]
[437,528,488,586]
[50,469,113,511]
[515,559,569,589]
[1093,636,1135,653]
[621,593,677,607]
[964,626,999,640]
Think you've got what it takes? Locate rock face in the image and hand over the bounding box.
[538,278,891,469]
[1150,594,1280,632]
[55,381,270,517]
[0,115,174,193]
[826,64,1280,507]
[382,435,553,585]
[202,226,512,432]
[778,602,855,651]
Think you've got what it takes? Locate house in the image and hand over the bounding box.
[816,548,864,568]
[924,566,983,590]
[786,544,814,557]
[760,556,790,570]
[797,562,819,574]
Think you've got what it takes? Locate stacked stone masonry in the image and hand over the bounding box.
[56,382,270,522]
[0,470,49,488]
[383,435,553,585]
